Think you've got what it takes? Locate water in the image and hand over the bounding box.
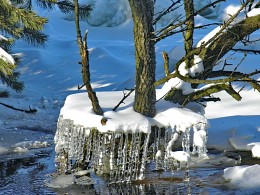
[1,124,260,194]
[0,147,56,195]
[0,150,239,195]
[0,145,259,194]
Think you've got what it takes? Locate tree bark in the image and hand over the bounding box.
[128,0,156,117]
[161,14,260,105]
[201,14,260,76]
[74,0,103,115]
[184,0,194,68]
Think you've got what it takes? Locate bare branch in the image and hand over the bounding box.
[113,88,135,111]
[154,0,225,42]
[162,51,170,76]
[153,0,182,25]
[0,102,37,113]
[231,48,260,54]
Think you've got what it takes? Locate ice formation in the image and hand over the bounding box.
[54,92,208,182]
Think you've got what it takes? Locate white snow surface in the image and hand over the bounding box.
[169,151,191,163]
[224,165,260,190]
[248,142,260,158]
[0,47,15,65]
[60,91,207,133]
[0,0,260,191]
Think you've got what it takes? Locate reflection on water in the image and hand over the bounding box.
[0,148,56,195]
[1,148,259,195]
[49,162,234,195]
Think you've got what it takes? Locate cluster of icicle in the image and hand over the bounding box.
[54,115,208,182]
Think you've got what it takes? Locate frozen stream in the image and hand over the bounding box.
[1,129,260,194]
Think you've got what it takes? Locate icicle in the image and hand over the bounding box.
[127,132,135,181]
[85,128,93,162]
[134,132,141,180]
[192,123,208,156]
[163,127,171,170]
[54,114,208,182]
[109,132,116,182]
[122,132,128,181]
[139,133,150,180]
[116,133,124,181]
[182,127,191,153]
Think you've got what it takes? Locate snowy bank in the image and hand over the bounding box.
[58,91,207,133]
[224,165,260,193]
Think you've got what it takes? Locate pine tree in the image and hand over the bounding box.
[0,0,48,95]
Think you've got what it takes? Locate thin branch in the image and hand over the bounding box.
[201,0,251,48]
[162,51,170,76]
[0,102,37,113]
[200,97,221,102]
[112,88,135,111]
[231,48,260,54]
[154,0,225,42]
[153,0,182,25]
[77,84,85,90]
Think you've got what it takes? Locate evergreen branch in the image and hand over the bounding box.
[0,2,48,45]
[0,90,9,97]
[0,58,16,75]
[22,28,48,46]
[0,71,24,92]
[35,0,57,10]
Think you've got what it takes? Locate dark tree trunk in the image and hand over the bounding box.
[129,0,156,117]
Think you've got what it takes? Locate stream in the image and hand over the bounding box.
[0,131,260,195]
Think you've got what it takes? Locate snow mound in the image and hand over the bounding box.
[224,165,260,191]
[248,142,260,158]
[59,91,207,133]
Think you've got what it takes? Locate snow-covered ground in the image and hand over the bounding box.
[1,0,260,193]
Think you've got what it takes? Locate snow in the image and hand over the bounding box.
[169,151,191,163]
[248,143,260,158]
[224,165,260,189]
[0,0,260,191]
[0,47,15,65]
[59,91,207,133]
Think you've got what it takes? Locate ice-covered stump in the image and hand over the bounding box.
[54,92,208,182]
[55,116,151,181]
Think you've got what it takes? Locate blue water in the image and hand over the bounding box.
[0,138,259,194]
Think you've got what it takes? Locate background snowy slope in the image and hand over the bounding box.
[0,0,260,191]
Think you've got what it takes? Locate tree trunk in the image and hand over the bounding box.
[74,0,103,115]
[128,0,156,117]
[161,14,260,105]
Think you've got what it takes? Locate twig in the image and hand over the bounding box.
[231,48,260,54]
[200,97,221,102]
[0,102,37,113]
[153,0,182,25]
[112,89,134,111]
[77,84,85,90]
